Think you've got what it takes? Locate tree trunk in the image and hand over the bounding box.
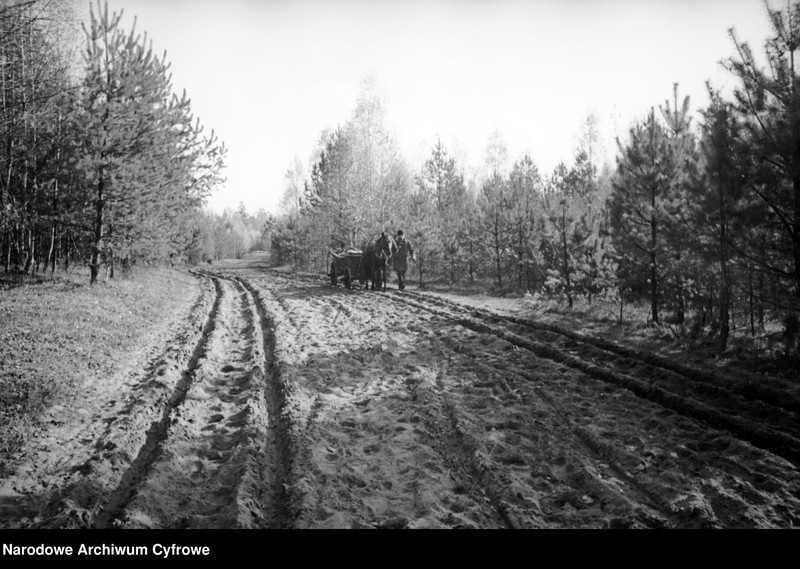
[23,228,34,275]
[90,176,105,285]
[518,230,524,289]
[791,174,800,347]
[469,240,474,284]
[561,207,572,308]
[32,231,39,275]
[650,248,659,324]
[748,265,755,338]
[1,233,7,274]
[64,230,71,273]
[709,286,714,321]
[719,259,730,352]
[494,216,502,289]
[107,225,115,280]
[794,174,800,300]
[47,224,56,274]
[675,272,685,326]
[449,251,455,290]
[650,209,659,324]
[50,176,59,274]
[757,268,765,330]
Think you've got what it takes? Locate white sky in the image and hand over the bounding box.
[96,0,776,215]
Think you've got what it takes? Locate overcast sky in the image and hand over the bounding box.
[96,0,776,215]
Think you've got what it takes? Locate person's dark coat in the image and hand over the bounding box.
[393,237,414,272]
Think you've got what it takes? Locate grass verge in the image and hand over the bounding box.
[0,267,199,468]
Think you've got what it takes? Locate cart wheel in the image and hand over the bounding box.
[344,268,352,290]
[330,262,337,286]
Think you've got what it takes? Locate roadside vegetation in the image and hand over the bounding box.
[0,267,198,470]
[0,0,224,283]
[267,2,800,372]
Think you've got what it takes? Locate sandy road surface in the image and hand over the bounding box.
[1,262,799,529]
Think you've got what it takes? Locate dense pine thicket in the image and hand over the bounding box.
[0,0,225,283]
[268,3,800,355]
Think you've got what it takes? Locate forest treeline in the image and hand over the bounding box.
[269,2,800,353]
[0,0,226,283]
[4,0,800,354]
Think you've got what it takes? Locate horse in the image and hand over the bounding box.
[361,232,396,291]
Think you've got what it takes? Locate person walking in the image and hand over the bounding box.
[392,230,415,290]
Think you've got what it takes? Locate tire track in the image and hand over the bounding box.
[439,334,679,527]
[386,290,800,469]
[243,272,505,528]
[93,275,277,528]
[190,267,800,528]
[235,276,297,528]
[260,272,677,526]
[433,323,797,528]
[410,290,800,415]
[91,275,224,528]
[427,360,520,528]
[0,272,214,530]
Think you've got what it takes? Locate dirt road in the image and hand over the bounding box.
[1,261,799,529]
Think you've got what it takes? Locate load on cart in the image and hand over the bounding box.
[329,232,395,291]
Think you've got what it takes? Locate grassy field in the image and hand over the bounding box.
[0,267,198,467]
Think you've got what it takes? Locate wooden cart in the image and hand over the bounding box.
[329,248,367,289]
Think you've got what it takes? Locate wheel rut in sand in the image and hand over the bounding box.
[12,264,795,529]
[243,273,507,528]
[91,276,224,528]
[235,276,296,528]
[386,290,800,470]
[0,272,214,529]
[409,290,800,417]
[266,269,800,528]
[439,334,676,527]
[93,275,283,528]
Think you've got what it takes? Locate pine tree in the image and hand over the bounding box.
[695,87,748,351]
[401,187,434,288]
[724,1,800,335]
[611,108,684,324]
[570,113,617,304]
[507,153,543,290]
[305,128,354,250]
[659,84,698,325]
[565,150,597,301]
[415,140,468,288]
[73,1,223,282]
[543,158,593,308]
[478,171,510,289]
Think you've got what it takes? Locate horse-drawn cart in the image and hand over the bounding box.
[329,233,396,291]
[329,248,367,289]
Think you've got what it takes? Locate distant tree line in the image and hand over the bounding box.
[267,2,800,353]
[186,203,271,265]
[0,0,225,283]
